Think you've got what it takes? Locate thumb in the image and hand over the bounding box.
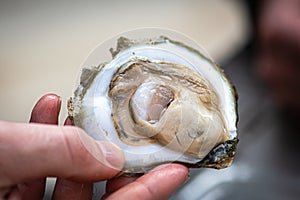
[0,121,125,188]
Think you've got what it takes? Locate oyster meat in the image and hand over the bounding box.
[69,31,238,173]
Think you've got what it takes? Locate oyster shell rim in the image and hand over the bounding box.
[68,33,239,173]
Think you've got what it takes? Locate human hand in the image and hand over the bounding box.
[0,94,189,199]
[0,94,125,199]
[102,163,189,200]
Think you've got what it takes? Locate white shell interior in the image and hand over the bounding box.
[77,37,237,172]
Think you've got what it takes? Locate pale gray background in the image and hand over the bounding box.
[0,1,251,199]
[0,0,249,124]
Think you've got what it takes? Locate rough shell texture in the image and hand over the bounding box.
[68,35,238,173]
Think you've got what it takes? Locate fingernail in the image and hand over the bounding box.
[184,170,190,183]
[97,141,125,170]
[76,129,125,170]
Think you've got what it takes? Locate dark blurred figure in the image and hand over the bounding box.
[171,1,300,199]
[252,0,300,121]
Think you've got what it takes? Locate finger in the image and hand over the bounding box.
[0,121,125,188]
[0,186,21,199]
[105,174,142,194]
[30,93,61,124]
[19,94,61,199]
[64,117,73,126]
[52,179,93,200]
[103,164,189,200]
[52,117,93,200]
[18,179,46,200]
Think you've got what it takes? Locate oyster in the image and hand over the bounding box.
[69,30,238,173]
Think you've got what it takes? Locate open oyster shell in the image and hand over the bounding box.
[68,30,238,173]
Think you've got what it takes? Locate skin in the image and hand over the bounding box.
[257,0,300,117]
[0,94,189,199]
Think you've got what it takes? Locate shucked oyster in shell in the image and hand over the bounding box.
[68,30,238,173]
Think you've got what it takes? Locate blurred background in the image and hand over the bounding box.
[0,0,249,123]
[2,0,300,199]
